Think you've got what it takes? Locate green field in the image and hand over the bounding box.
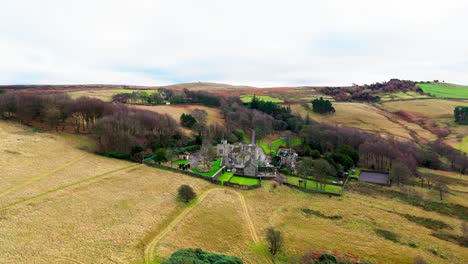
[240,94,284,103]
[259,137,301,155]
[416,83,468,99]
[458,137,468,153]
[218,171,233,182]
[192,159,222,177]
[229,176,260,186]
[287,176,342,193]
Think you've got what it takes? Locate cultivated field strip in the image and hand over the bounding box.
[0,164,142,212]
[0,154,87,199]
[144,188,265,264]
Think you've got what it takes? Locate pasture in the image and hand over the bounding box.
[291,102,437,142]
[0,121,467,264]
[382,99,468,151]
[239,94,284,103]
[132,104,225,127]
[68,89,158,102]
[417,83,468,99]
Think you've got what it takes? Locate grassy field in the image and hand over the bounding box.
[259,137,302,155]
[218,171,233,182]
[68,89,158,102]
[240,94,284,103]
[287,176,342,193]
[291,102,437,142]
[417,83,468,99]
[0,121,211,263]
[1,121,467,263]
[379,91,431,101]
[155,189,263,262]
[192,158,222,177]
[381,99,468,151]
[132,104,225,128]
[229,176,261,186]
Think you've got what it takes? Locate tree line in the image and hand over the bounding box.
[0,91,184,160]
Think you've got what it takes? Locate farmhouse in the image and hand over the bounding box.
[277,148,298,170]
[216,131,260,177]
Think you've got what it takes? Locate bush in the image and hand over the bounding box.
[177,185,196,203]
[375,229,399,243]
[180,113,197,128]
[265,227,283,256]
[318,253,337,263]
[163,248,243,264]
[103,151,130,160]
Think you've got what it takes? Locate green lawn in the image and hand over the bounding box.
[174,159,190,165]
[349,168,361,180]
[240,94,284,103]
[416,83,468,99]
[229,176,260,186]
[287,176,342,193]
[259,137,302,155]
[218,171,233,182]
[192,158,222,177]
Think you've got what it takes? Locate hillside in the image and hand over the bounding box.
[0,121,466,263]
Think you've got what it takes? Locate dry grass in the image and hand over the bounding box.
[155,189,263,262]
[382,99,468,150]
[1,121,467,264]
[132,104,225,127]
[291,102,436,142]
[0,121,211,263]
[243,183,467,264]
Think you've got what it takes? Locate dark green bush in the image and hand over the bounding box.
[318,253,337,263]
[104,151,130,160]
[162,248,243,264]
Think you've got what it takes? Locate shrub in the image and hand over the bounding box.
[180,113,197,128]
[312,97,335,114]
[318,253,337,263]
[265,227,283,256]
[162,248,243,264]
[177,185,196,203]
[375,229,399,243]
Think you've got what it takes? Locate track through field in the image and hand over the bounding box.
[0,154,87,199]
[144,188,269,264]
[0,164,142,212]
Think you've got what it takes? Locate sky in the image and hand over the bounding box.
[1,0,467,87]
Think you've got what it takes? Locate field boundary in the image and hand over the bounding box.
[0,164,142,212]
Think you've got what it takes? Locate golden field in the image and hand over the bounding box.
[0,121,466,264]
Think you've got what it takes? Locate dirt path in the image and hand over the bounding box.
[143,188,264,264]
[0,154,87,200]
[0,164,142,212]
[234,191,260,243]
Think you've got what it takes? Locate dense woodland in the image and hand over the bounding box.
[0,88,466,179]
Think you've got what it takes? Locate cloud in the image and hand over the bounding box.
[1,0,467,86]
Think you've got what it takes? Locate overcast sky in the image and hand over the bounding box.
[1,0,467,87]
